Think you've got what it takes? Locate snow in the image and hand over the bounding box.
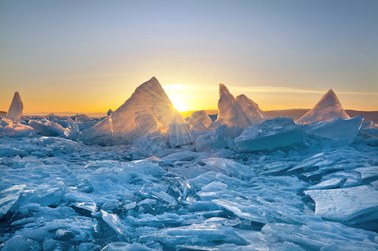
[5,91,24,122]
[297,89,350,124]
[215,84,265,128]
[81,77,192,146]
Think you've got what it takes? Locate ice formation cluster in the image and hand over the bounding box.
[0,77,377,250]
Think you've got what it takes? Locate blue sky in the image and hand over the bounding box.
[1,0,377,113]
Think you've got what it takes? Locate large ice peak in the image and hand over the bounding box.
[81,77,192,146]
[6,91,24,122]
[297,89,350,124]
[215,84,266,128]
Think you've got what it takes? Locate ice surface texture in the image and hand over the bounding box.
[0,132,377,250]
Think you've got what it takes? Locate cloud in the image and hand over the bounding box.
[163,84,378,96]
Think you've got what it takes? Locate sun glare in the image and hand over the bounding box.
[169,95,188,112]
[164,84,193,112]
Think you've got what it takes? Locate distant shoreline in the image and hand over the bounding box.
[5,109,376,123]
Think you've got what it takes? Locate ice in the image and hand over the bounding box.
[101,242,154,251]
[81,77,192,146]
[297,89,350,124]
[64,118,81,140]
[5,91,24,122]
[305,116,362,143]
[139,220,248,248]
[304,186,378,222]
[355,166,378,180]
[189,110,212,131]
[308,177,346,190]
[101,210,125,235]
[168,121,193,148]
[1,109,377,249]
[29,119,66,136]
[72,202,97,215]
[1,235,41,251]
[262,220,378,250]
[195,129,228,152]
[212,198,268,223]
[0,184,25,218]
[72,114,94,122]
[55,229,76,241]
[215,84,265,128]
[202,158,255,180]
[195,125,242,152]
[235,117,303,151]
[160,150,199,165]
[0,122,34,137]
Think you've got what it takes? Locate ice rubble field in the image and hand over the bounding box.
[1,79,378,250]
[0,127,378,250]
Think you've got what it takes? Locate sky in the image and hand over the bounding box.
[1,0,377,114]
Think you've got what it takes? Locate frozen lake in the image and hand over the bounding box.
[0,130,377,250]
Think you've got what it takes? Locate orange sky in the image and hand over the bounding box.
[1,1,378,114]
[1,77,377,115]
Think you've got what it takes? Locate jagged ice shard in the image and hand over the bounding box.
[235,117,303,151]
[189,110,212,131]
[297,89,350,124]
[215,84,265,128]
[81,77,192,146]
[5,91,24,122]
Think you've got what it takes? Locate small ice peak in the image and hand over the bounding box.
[6,91,24,122]
[216,83,266,127]
[236,94,259,109]
[297,88,350,124]
[317,89,340,107]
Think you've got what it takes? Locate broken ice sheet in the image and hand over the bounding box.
[0,184,25,218]
[304,185,378,222]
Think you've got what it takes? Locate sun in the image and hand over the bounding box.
[169,95,189,112]
[163,84,192,112]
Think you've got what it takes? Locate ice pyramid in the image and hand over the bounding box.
[215,84,265,128]
[5,92,24,122]
[297,89,350,124]
[82,77,192,146]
